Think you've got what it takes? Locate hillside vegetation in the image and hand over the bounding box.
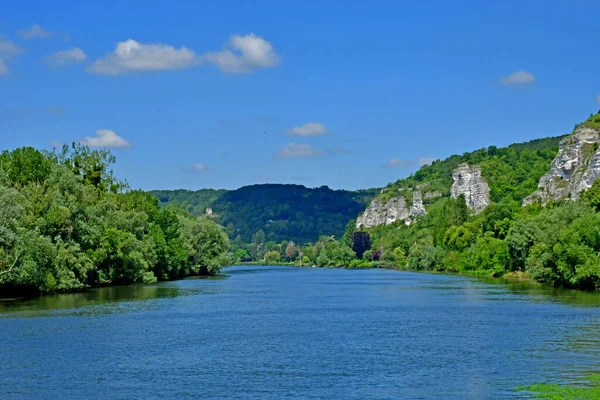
[359,112,600,290]
[378,135,565,204]
[152,184,378,244]
[246,113,600,291]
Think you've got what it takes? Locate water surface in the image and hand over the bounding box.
[2,267,600,399]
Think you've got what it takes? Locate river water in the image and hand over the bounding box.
[2,266,600,399]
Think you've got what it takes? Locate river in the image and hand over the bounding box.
[2,266,600,399]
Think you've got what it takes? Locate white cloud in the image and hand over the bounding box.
[191,164,209,172]
[0,38,24,76]
[500,70,535,85]
[285,122,329,136]
[204,33,280,74]
[418,157,437,166]
[44,47,86,67]
[80,129,131,148]
[0,59,7,76]
[0,37,24,57]
[88,39,198,75]
[18,24,52,39]
[596,94,600,103]
[50,141,63,148]
[274,143,323,158]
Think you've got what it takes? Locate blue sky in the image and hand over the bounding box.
[1,0,599,191]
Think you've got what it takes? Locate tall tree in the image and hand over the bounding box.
[352,231,371,259]
[285,240,297,261]
[342,219,356,248]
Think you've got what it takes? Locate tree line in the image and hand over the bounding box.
[236,185,600,291]
[0,144,231,297]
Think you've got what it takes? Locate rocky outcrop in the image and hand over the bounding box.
[410,191,427,217]
[523,126,600,205]
[451,163,490,214]
[356,191,427,228]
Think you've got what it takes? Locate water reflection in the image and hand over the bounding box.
[0,279,218,318]
[477,276,600,307]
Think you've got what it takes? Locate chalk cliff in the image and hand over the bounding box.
[450,163,490,214]
[524,125,600,205]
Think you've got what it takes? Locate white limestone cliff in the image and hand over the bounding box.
[356,191,427,228]
[523,126,600,205]
[450,163,490,214]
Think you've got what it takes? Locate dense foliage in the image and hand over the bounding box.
[152,184,378,244]
[582,110,600,130]
[234,121,600,291]
[0,145,230,297]
[361,120,600,290]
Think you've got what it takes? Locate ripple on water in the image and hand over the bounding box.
[2,267,600,399]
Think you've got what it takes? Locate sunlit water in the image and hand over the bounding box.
[2,266,600,399]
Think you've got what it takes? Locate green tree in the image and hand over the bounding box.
[264,250,281,264]
[250,229,266,260]
[235,249,250,262]
[0,145,233,297]
[180,216,230,275]
[0,147,53,187]
[581,179,600,211]
[342,219,356,247]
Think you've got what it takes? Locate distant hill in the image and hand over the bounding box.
[152,188,227,216]
[151,184,379,244]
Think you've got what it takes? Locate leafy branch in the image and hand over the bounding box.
[0,249,22,277]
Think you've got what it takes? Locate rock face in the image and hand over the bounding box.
[451,163,490,214]
[523,126,600,205]
[356,191,427,228]
[410,191,427,217]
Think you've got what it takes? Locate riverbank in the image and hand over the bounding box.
[234,261,543,287]
[0,262,556,302]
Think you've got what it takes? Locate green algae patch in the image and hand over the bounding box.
[517,374,600,399]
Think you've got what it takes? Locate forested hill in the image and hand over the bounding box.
[151,184,379,244]
[374,134,567,206]
[353,111,600,290]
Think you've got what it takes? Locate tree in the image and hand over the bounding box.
[180,216,230,275]
[0,147,53,187]
[235,249,250,262]
[342,219,356,247]
[352,231,371,259]
[285,240,297,261]
[264,250,281,264]
[452,194,469,226]
[251,229,266,260]
[0,145,235,297]
[58,143,121,192]
[582,179,600,212]
[481,203,514,238]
